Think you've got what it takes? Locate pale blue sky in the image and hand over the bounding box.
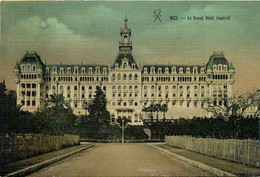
[0,1,259,93]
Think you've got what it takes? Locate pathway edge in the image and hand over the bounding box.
[149,143,236,177]
[5,144,94,177]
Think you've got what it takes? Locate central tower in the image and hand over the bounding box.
[119,17,132,53]
[112,17,137,69]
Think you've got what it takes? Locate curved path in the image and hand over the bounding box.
[29,143,212,176]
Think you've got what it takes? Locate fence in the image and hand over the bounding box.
[165,135,260,167]
[0,134,80,164]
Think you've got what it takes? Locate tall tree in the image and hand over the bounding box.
[88,86,110,125]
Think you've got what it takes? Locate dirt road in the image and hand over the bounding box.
[29,143,212,176]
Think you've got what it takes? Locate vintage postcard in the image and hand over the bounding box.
[0,1,259,176]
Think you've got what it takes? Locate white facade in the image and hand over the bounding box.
[14,18,235,125]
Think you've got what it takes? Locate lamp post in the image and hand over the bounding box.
[111,119,129,143]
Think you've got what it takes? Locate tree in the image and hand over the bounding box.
[204,90,260,121]
[160,103,168,120]
[88,86,110,125]
[142,103,156,124]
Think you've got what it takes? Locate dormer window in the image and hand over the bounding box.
[67,68,71,74]
[132,64,136,69]
[60,68,64,74]
[165,68,169,74]
[193,67,197,74]
[32,65,36,71]
[123,62,128,69]
[151,67,155,74]
[74,67,78,74]
[201,68,204,73]
[115,63,119,69]
[186,68,190,73]
[213,65,217,71]
[144,67,148,74]
[158,67,162,74]
[53,67,57,73]
[96,67,100,74]
[218,65,222,71]
[28,65,31,71]
[82,67,85,74]
[179,67,183,73]
[89,67,93,74]
[22,65,25,71]
[172,66,176,73]
[224,65,227,71]
[103,68,107,74]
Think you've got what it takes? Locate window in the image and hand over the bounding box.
[74,86,77,91]
[27,100,30,106]
[194,85,198,89]
[144,68,148,73]
[103,86,106,91]
[173,85,176,89]
[82,86,85,91]
[158,86,161,91]
[129,74,132,80]
[82,94,85,99]
[67,86,71,91]
[158,68,162,74]
[89,86,92,90]
[32,100,36,106]
[112,94,116,97]
[112,74,115,81]
[134,74,138,80]
[135,102,138,106]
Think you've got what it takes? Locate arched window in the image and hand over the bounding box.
[89,86,92,90]
[129,74,132,80]
[134,74,138,80]
[74,86,77,91]
[82,86,85,91]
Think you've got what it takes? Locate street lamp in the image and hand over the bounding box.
[111,119,129,143]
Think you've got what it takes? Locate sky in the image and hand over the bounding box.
[0,1,259,94]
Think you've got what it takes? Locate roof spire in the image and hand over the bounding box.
[124,15,128,27]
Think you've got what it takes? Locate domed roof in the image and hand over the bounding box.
[14,62,21,70]
[229,63,235,70]
[19,51,45,67]
[206,52,229,69]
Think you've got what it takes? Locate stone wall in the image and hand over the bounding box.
[165,135,260,167]
[0,134,80,164]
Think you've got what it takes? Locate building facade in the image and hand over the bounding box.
[14,18,235,125]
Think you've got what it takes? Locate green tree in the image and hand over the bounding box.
[88,86,110,125]
[159,103,168,120]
